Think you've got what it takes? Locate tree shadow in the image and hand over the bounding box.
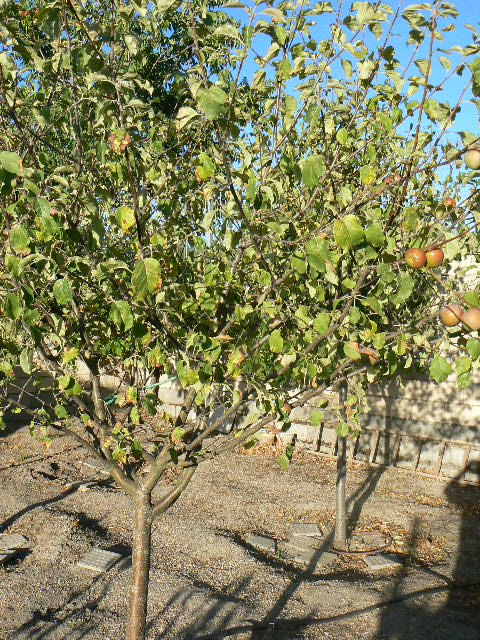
[11,567,124,640]
[245,466,385,638]
[0,486,77,534]
[156,461,480,640]
[7,547,132,639]
[146,466,385,640]
[0,479,113,534]
[373,461,480,640]
[4,503,131,639]
[149,575,254,640]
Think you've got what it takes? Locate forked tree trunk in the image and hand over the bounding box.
[127,494,153,640]
[333,381,348,550]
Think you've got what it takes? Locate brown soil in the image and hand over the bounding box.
[0,426,479,640]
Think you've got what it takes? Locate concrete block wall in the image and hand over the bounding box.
[280,368,480,480]
[5,363,479,481]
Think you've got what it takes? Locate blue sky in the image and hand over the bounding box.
[225,1,480,139]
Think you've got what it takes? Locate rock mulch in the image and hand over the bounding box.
[0,533,29,566]
[0,429,478,640]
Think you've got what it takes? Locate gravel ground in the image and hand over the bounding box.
[0,426,480,640]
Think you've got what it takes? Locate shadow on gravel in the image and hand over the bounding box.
[373,463,480,640]
[150,576,253,640]
[180,578,480,640]
[150,462,480,640]
[0,487,77,534]
[9,547,132,640]
[182,465,480,640]
[0,479,113,534]
[12,573,113,640]
[147,468,386,639]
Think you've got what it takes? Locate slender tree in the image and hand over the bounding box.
[1,1,480,638]
[334,380,348,550]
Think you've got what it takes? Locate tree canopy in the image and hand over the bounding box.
[1,1,480,638]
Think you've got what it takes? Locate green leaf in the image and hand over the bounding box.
[246,175,256,201]
[19,347,33,374]
[131,438,142,459]
[53,279,72,306]
[115,206,136,233]
[455,356,472,376]
[130,406,140,425]
[359,164,376,185]
[291,253,307,274]
[305,237,328,270]
[333,215,365,249]
[276,444,293,470]
[309,1,334,14]
[274,26,287,45]
[55,404,68,420]
[365,223,385,247]
[5,254,20,277]
[124,34,139,55]
[176,360,199,388]
[336,128,348,145]
[176,106,200,131]
[466,338,480,360]
[132,258,161,299]
[276,453,290,470]
[4,293,21,319]
[312,312,330,334]
[196,86,228,121]
[144,394,157,416]
[471,57,480,97]
[110,300,134,331]
[301,155,325,188]
[156,0,181,14]
[278,59,291,81]
[349,307,362,324]
[269,329,284,353]
[0,151,21,175]
[62,347,78,364]
[463,291,480,308]
[310,409,323,426]
[336,420,349,438]
[344,342,361,360]
[58,375,72,390]
[112,446,127,463]
[429,356,452,383]
[10,225,30,253]
[363,296,383,315]
[24,308,40,326]
[195,153,215,181]
[172,427,186,442]
[0,362,13,378]
[294,305,310,330]
[341,59,353,79]
[457,372,471,389]
[392,274,415,305]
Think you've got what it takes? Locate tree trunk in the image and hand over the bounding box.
[127,494,153,640]
[334,381,348,550]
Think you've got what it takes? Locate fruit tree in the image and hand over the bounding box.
[1,1,480,638]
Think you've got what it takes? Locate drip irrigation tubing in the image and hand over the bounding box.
[103,375,178,406]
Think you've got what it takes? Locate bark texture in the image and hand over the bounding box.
[127,494,153,640]
[334,381,348,550]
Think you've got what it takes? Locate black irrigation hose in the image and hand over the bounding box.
[193,581,480,640]
[330,529,393,556]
